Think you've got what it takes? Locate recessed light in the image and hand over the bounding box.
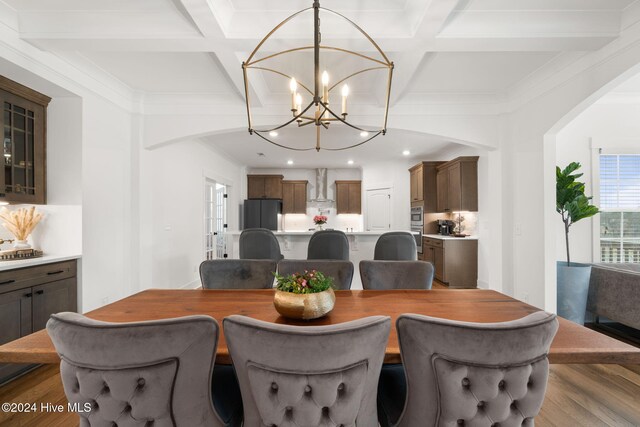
[269,131,278,137]
[287,160,293,165]
[360,131,369,138]
[402,150,410,156]
[347,160,354,165]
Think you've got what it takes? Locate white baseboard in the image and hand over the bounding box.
[476,280,490,289]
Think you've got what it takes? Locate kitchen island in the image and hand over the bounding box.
[228,230,408,289]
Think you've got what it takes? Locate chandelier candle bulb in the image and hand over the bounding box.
[290,78,298,110]
[322,71,329,103]
[341,84,349,115]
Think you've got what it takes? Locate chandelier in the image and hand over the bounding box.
[242,1,394,152]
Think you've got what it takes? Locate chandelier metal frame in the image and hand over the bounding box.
[242,0,394,152]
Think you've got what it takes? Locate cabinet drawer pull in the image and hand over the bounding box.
[35,290,44,295]
[0,279,15,285]
[47,270,65,275]
[24,292,32,298]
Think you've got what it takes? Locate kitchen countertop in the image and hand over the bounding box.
[0,254,81,272]
[423,234,478,240]
[229,230,409,236]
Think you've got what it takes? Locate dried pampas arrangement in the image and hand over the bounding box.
[0,206,43,241]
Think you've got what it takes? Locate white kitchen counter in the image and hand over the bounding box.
[0,254,81,271]
[423,234,478,241]
[228,230,400,236]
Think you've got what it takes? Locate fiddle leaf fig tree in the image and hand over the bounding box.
[556,162,599,265]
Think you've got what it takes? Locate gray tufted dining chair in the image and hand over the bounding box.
[380,311,558,427]
[360,260,434,290]
[199,259,277,289]
[239,228,284,260]
[47,312,233,427]
[374,232,417,261]
[307,230,350,260]
[277,259,354,290]
[223,315,391,427]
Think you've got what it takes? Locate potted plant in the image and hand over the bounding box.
[273,269,335,320]
[313,215,328,230]
[556,162,599,324]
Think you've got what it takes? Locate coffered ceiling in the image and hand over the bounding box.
[1,0,639,166]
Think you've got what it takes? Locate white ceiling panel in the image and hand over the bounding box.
[80,52,237,94]
[2,0,182,11]
[459,0,636,11]
[408,52,558,94]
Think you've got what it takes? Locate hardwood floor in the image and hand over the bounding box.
[1,362,639,426]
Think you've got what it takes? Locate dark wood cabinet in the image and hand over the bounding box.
[409,162,443,212]
[423,236,477,288]
[0,76,50,205]
[0,259,77,384]
[247,175,283,199]
[282,180,308,214]
[436,157,478,213]
[336,180,361,214]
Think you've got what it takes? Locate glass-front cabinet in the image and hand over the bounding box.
[0,77,50,204]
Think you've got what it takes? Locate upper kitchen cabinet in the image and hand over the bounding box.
[247,174,283,199]
[409,162,443,212]
[282,180,308,214]
[335,180,361,214]
[0,76,50,205]
[436,156,478,212]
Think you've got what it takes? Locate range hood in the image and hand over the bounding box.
[308,168,334,206]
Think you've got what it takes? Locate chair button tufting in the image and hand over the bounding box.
[498,380,505,390]
[271,382,279,391]
[125,403,132,412]
[461,378,470,388]
[304,385,312,394]
[322,407,329,416]
[103,383,110,393]
[492,423,499,427]
[477,401,485,409]
[457,420,465,426]
[337,383,345,391]
[511,400,518,410]
[285,406,292,414]
[137,378,146,388]
[92,401,99,410]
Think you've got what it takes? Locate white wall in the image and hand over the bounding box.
[556,102,640,264]
[135,139,243,291]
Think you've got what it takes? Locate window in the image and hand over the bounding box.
[204,179,228,260]
[599,154,640,263]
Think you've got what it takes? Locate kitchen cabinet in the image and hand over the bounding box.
[423,236,477,288]
[0,259,77,384]
[436,156,478,213]
[409,162,443,212]
[336,180,361,214]
[247,174,283,199]
[0,76,51,205]
[282,180,308,214]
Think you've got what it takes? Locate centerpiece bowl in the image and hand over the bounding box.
[273,269,335,320]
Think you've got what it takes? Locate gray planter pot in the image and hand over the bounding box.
[557,261,592,324]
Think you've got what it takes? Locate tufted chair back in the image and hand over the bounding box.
[277,259,354,290]
[224,315,390,427]
[47,312,226,427]
[395,311,558,427]
[240,228,284,260]
[374,232,417,261]
[359,260,434,290]
[200,259,277,289]
[307,230,350,260]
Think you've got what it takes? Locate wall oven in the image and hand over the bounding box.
[410,206,423,254]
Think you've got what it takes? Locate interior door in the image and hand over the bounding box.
[366,188,391,231]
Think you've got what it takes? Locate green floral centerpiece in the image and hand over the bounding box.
[273,270,336,320]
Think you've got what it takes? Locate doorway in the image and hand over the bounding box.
[204,179,228,260]
[366,187,392,231]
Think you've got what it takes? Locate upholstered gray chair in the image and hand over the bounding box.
[360,260,434,290]
[277,259,354,290]
[199,259,276,289]
[374,232,417,261]
[47,312,236,427]
[379,311,558,427]
[307,230,350,260]
[224,315,391,427]
[239,228,284,260]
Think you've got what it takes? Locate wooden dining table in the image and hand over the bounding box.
[0,288,639,365]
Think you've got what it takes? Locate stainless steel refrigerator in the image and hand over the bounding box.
[243,199,281,230]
